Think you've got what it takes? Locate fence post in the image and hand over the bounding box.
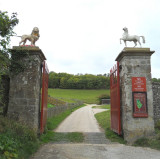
[8,46,46,132]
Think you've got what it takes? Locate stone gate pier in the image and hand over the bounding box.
[8,46,46,132]
[116,47,155,143]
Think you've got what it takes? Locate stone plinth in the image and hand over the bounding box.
[116,47,155,143]
[8,46,46,132]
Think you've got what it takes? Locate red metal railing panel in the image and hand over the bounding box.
[110,62,121,135]
[40,61,49,134]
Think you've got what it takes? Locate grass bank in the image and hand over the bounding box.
[94,105,126,144]
[48,89,110,104]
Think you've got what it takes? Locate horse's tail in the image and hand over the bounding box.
[140,36,145,43]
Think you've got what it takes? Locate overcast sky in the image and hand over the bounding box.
[1,0,160,78]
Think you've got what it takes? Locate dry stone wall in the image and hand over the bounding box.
[152,82,160,122]
[47,100,83,118]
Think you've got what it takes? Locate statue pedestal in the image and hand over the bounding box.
[8,46,46,132]
[116,47,155,143]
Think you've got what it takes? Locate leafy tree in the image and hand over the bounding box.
[48,72,61,88]
[0,11,18,115]
[0,11,19,75]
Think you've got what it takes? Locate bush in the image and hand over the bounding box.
[97,94,110,104]
[0,116,39,159]
[155,120,160,130]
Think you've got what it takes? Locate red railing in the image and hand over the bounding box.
[40,61,49,134]
[110,61,121,135]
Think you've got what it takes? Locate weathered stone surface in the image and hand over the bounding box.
[116,47,155,143]
[152,82,160,122]
[8,46,46,132]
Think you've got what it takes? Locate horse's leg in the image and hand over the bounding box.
[124,40,127,47]
[133,41,137,47]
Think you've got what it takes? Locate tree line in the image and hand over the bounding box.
[152,78,160,83]
[49,72,110,89]
[49,72,160,90]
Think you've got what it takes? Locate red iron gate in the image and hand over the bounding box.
[40,61,49,134]
[110,62,121,135]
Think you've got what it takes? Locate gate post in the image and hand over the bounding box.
[116,47,155,143]
[8,46,46,132]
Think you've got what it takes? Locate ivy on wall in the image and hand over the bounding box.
[10,49,32,75]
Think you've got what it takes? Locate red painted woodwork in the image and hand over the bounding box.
[110,62,121,135]
[40,61,49,134]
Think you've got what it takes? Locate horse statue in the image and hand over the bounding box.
[120,27,145,47]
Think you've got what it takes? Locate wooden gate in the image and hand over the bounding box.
[40,61,49,134]
[110,62,121,135]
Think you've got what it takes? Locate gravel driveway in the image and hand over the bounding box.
[55,104,104,132]
[31,104,160,159]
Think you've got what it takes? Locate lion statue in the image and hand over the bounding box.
[19,27,40,46]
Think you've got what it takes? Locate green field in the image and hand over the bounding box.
[48,89,110,104]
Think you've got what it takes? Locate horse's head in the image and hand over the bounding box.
[123,27,128,32]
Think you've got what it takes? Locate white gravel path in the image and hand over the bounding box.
[55,104,105,132]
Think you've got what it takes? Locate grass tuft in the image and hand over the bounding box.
[134,136,160,150]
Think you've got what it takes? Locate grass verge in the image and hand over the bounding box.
[40,104,86,143]
[94,107,126,144]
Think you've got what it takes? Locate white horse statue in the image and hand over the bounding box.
[120,27,145,47]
